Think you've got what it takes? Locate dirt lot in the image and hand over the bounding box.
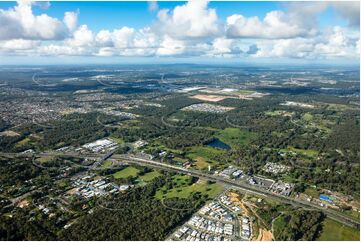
[191,94,229,102]
[255,228,273,241]
[0,130,20,137]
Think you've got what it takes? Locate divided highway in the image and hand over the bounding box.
[1,151,359,228]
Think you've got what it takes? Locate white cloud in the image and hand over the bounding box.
[156,35,185,56]
[211,38,234,54]
[111,27,135,49]
[253,26,359,59]
[0,39,39,51]
[226,10,317,39]
[66,25,94,47]
[155,0,220,38]
[64,11,78,32]
[95,30,112,46]
[0,0,358,62]
[0,0,76,40]
[314,27,359,58]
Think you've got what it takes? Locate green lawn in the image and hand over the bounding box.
[281,146,319,159]
[113,166,140,179]
[155,174,223,199]
[101,160,112,168]
[215,128,256,148]
[318,218,360,241]
[186,146,225,169]
[139,171,162,182]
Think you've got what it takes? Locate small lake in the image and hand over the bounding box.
[206,139,231,150]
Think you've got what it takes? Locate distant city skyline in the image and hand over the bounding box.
[0,0,359,65]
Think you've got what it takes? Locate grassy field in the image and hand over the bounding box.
[172,157,188,164]
[109,136,124,144]
[318,218,360,241]
[169,111,187,122]
[325,103,358,112]
[186,146,225,169]
[139,171,162,182]
[101,160,112,168]
[36,156,54,164]
[281,146,319,159]
[155,174,223,199]
[15,137,31,147]
[265,110,293,117]
[215,128,257,148]
[113,166,140,179]
[302,113,313,121]
[193,156,210,170]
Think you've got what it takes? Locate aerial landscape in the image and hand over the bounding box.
[0,0,360,241]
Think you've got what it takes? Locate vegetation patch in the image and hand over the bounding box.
[302,113,313,121]
[186,146,226,166]
[304,187,321,198]
[193,156,211,170]
[101,160,112,168]
[15,137,31,147]
[215,128,256,148]
[139,171,161,182]
[281,146,319,159]
[113,166,140,179]
[273,210,324,241]
[318,218,360,241]
[155,175,223,199]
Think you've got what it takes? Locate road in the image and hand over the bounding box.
[115,155,359,228]
[1,151,359,228]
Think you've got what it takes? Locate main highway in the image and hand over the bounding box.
[1,151,359,228]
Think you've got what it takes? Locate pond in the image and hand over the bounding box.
[206,139,231,150]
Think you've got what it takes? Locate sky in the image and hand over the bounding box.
[0,0,359,65]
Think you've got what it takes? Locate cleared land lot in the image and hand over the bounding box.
[191,94,229,102]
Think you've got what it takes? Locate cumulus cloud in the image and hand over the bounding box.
[253,26,359,59]
[154,0,220,38]
[64,11,78,32]
[66,25,94,47]
[226,10,317,39]
[0,0,358,61]
[156,35,185,56]
[0,39,39,51]
[0,0,77,41]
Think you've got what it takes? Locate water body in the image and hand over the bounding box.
[206,139,231,150]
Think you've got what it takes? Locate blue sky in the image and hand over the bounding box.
[0,1,347,31]
[0,1,358,65]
